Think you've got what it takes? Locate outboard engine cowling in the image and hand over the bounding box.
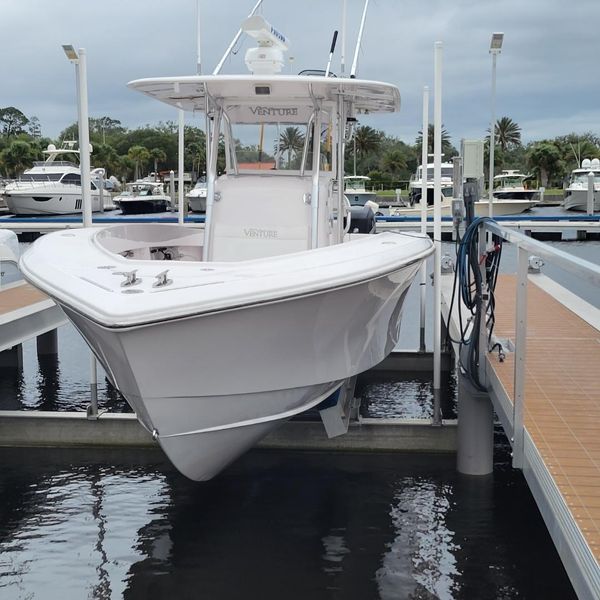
[347,205,376,234]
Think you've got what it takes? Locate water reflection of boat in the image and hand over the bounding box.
[21,14,433,481]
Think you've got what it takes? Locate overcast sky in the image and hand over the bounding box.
[2,0,598,148]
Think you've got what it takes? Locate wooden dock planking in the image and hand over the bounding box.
[489,275,600,561]
[0,282,49,317]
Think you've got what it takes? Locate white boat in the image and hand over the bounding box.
[390,196,537,218]
[4,142,104,215]
[407,162,454,206]
[393,162,538,217]
[20,14,434,481]
[493,170,539,202]
[113,181,171,215]
[186,178,207,212]
[563,158,600,212]
[0,229,22,287]
[344,175,377,207]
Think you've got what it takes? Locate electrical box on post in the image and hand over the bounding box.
[461,140,485,180]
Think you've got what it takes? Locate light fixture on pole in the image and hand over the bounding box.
[488,32,504,218]
[62,44,92,228]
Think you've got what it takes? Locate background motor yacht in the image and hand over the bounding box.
[563,158,600,212]
[4,142,104,215]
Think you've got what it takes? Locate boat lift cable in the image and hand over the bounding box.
[445,217,503,391]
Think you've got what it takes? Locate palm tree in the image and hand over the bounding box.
[127,145,150,180]
[186,142,206,175]
[526,142,562,187]
[415,124,452,157]
[491,116,521,151]
[381,149,407,178]
[0,140,35,177]
[279,127,305,167]
[354,126,380,156]
[92,143,118,174]
[150,147,167,179]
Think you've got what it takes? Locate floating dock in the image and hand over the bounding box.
[0,281,66,363]
[442,272,600,600]
[1,213,600,241]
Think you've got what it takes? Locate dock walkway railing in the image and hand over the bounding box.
[483,221,600,469]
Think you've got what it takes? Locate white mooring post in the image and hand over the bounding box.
[512,245,529,468]
[432,43,442,426]
[587,171,595,216]
[419,86,429,354]
[178,108,185,224]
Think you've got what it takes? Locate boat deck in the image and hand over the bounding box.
[490,275,600,561]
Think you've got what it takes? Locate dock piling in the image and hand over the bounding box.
[456,371,494,475]
[36,329,58,356]
[0,345,23,369]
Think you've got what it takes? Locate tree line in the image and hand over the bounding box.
[0,106,598,189]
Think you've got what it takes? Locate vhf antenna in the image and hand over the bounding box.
[325,30,338,77]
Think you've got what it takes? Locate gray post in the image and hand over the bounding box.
[169,170,176,211]
[37,330,58,356]
[98,171,105,212]
[86,353,99,420]
[587,171,595,215]
[457,370,494,475]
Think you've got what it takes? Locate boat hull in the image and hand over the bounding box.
[5,188,103,215]
[187,195,206,212]
[563,189,600,212]
[345,191,377,206]
[120,199,169,215]
[493,190,539,201]
[390,198,538,217]
[57,260,418,480]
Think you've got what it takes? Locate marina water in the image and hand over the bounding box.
[1,238,597,598]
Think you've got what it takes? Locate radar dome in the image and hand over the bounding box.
[46,144,57,152]
[591,158,600,170]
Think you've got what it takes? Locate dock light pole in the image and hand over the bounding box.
[488,32,504,218]
[63,45,98,419]
[62,45,92,228]
[433,42,443,427]
[419,86,429,354]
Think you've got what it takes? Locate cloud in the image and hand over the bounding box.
[1,0,598,146]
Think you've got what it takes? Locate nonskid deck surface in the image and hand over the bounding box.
[20,228,433,326]
[490,275,600,561]
[0,283,48,317]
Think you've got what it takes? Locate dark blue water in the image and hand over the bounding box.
[0,442,577,600]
